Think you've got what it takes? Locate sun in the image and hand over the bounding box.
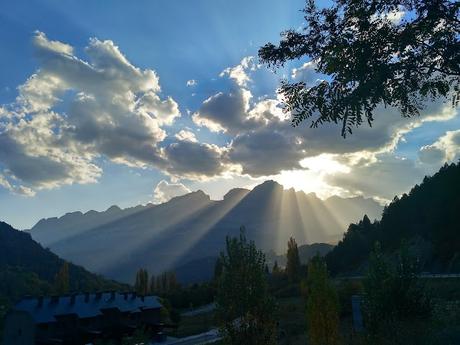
[275,154,350,198]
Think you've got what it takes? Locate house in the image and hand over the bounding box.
[3,292,168,345]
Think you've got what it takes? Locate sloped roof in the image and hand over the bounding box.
[14,292,162,324]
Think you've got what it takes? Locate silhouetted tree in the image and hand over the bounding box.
[134,268,149,296]
[305,256,339,345]
[54,262,70,294]
[326,162,460,274]
[272,260,280,274]
[149,275,156,294]
[216,227,277,345]
[286,237,301,282]
[259,0,460,136]
[363,242,433,344]
[214,257,223,281]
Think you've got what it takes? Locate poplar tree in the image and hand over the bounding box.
[216,228,277,345]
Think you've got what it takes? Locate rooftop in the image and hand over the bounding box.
[14,292,162,324]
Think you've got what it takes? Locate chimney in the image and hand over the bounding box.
[84,292,90,303]
[37,296,44,308]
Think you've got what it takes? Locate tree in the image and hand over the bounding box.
[259,0,460,136]
[54,262,70,294]
[363,242,433,344]
[214,257,224,281]
[149,274,156,294]
[272,260,280,274]
[286,237,301,283]
[134,268,149,296]
[216,227,277,345]
[305,256,340,345]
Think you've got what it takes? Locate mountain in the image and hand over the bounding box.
[326,162,460,275]
[0,221,125,303]
[30,181,382,283]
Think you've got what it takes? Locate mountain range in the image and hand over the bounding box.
[29,181,382,283]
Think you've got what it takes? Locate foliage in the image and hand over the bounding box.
[216,227,277,345]
[0,221,125,304]
[121,327,150,345]
[362,242,433,344]
[54,262,70,294]
[259,0,460,136]
[326,162,460,274]
[286,237,301,283]
[305,256,340,345]
[152,271,179,294]
[134,268,149,296]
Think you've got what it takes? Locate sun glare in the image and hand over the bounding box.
[275,154,350,198]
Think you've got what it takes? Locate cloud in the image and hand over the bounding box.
[0,32,186,194]
[291,61,320,85]
[186,79,197,87]
[325,155,428,201]
[219,56,256,87]
[193,61,458,180]
[192,88,256,133]
[153,180,191,203]
[419,129,460,164]
[175,129,198,142]
[163,141,227,179]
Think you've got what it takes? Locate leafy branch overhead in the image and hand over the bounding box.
[259,0,460,136]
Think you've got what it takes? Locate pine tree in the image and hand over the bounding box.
[286,237,301,283]
[306,256,339,345]
[54,262,70,294]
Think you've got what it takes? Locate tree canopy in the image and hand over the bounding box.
[216,228,277,345]
[259,0,460,136]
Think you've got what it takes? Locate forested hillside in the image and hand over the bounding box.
[326,162,460,275]
[0,221,125,303]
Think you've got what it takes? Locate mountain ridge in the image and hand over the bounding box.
[30,180,383,283]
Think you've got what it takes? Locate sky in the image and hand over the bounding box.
[0,0,459,229]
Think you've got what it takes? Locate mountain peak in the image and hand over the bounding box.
[106,205,122,213]
[252,180,284,193]
[224,188,250,201]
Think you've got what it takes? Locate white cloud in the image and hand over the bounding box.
[186,79,197,87]
[419,129,460,164]
[153,180,191,203]
[0,32,218,195]
[325,155,428,202]
[219,56,256,87]
[291,61,320,85]
[175,129,197,142]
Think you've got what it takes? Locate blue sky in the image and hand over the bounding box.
[0,0,459,229]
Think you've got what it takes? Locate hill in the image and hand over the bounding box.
[326,162,460,275]
[0,221,125,303]
[30,181,382,283]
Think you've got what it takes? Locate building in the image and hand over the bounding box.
[3,292,168,345]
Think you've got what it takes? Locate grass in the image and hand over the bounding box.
[170,311,217,338]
